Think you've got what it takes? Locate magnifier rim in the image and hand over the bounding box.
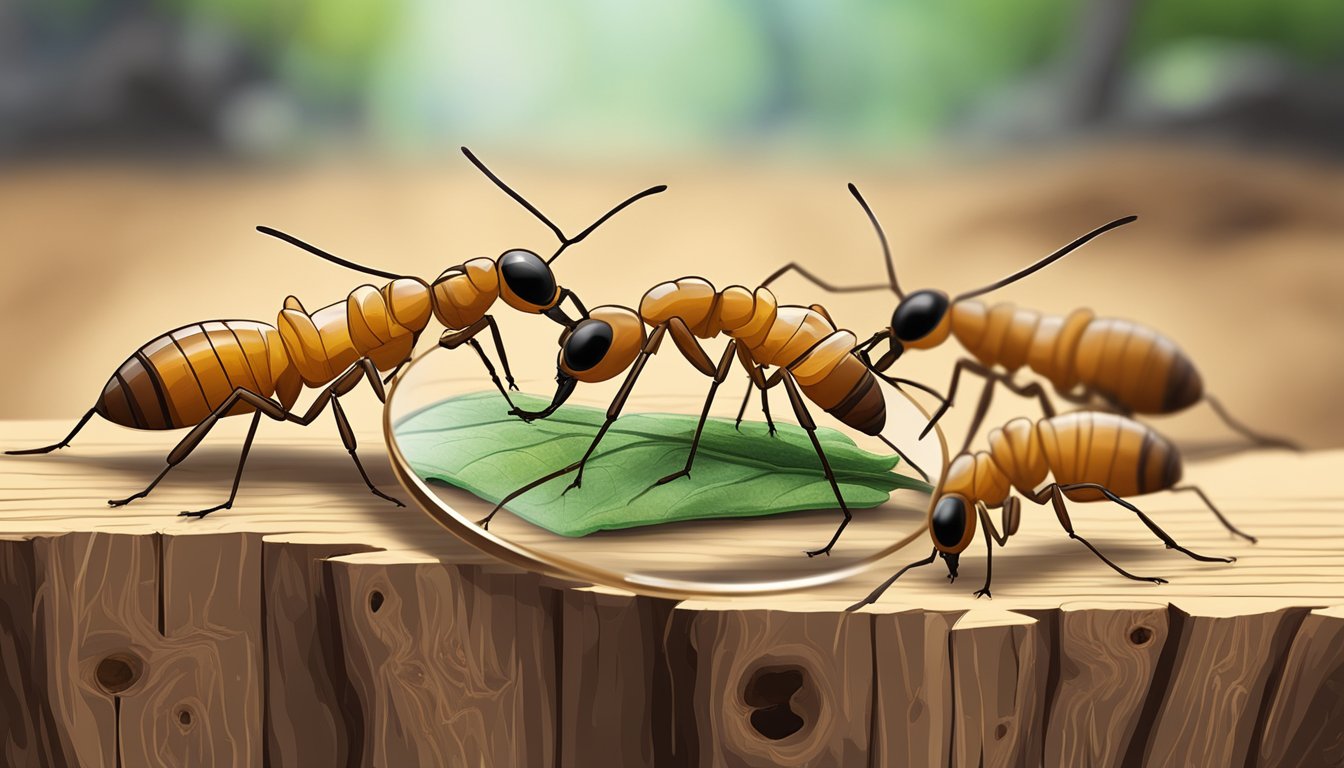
[382,346,949,600]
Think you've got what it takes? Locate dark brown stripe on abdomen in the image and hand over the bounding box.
[1160,353,1203,413]
[824,370,886,436]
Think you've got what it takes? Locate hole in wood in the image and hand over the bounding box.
[743,666,806,741]
[995,721,1010,740]
[1129,625,1153,646]
[369,590,385,613]
[95,653,142,695]
[178,709,193,727]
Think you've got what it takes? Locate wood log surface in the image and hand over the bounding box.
[0,420,1342,766]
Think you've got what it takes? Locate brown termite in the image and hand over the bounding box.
[5,148,666,517]
[478,272,948,557]
[762,185,1299,455]
[848,410,1248,608]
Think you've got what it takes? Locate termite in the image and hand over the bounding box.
[479,274,946,557]
[6,148,666,517]
[848,410,1248,608]
[762,185,1298,455]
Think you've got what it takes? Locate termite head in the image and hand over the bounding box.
[510,307,645,421]
[497,249,564,315]
[889,289,952,353]
[929,492,976,580]
[558,307,645,383]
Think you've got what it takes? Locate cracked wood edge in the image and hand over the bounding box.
[1,533,1343,766]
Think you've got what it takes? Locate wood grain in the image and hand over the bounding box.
[867,606,961,767]
[327,554,558,767]
[1131,602,1308,767]
[0,537,62,766]
[262,537,378,768]
[35,532,160,768]
[0,425,1342,766]
[1044,602,1170,768]
[1255,605,1344,768]
[119,533,264,767]
[948,609,1050,768]
[560,587,675,767]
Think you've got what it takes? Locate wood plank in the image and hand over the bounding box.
[559,586,675,767]
[948,608,1049,768]
[1255,604,1344,768]
[117,533,264,767]
[671,600,873,768]
[326,553,558,767]
[866,606,961,768]
[34,532,160,768]
[2,422,1340,612]
[1043,602,1170,768]
[1129,601,1309,767]
[0,537,64,766]
[262,536,379,768]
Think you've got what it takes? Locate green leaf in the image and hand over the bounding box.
[394,391,931,538]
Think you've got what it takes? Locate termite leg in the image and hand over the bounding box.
[6,408,97,455]
[656,340,737,485]
[179,411,262,518]
[846,548,937,611]
[109,387,290,508]
[781,373,854,558]
[328,395,404,507]
[478,324,667,525]
[876,434,929,483]
[1205,395,1300,451]
[1171,484,1256,543]
[1031,484,1168,584]
[441,317,521,411]
[973,500,1016,598]
[734,379,753,431]
[920,358,1058,453]
[1056,482,1233,564]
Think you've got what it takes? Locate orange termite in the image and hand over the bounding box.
[849,410,1248,608]
[479,273,945,557]
[763,185,1298,455]
[6,149,665,517]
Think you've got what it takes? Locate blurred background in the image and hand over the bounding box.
[2,0,1341,452]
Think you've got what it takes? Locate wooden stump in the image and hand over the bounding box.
[1,425,1343,766]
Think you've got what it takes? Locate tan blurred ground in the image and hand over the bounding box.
[2,143,1341,450]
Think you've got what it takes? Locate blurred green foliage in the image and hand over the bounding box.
[20,0,1343,150]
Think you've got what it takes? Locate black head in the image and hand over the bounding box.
[561,319,613,372]
[891,289,950,343]
[930,495,968,550]
[498,249,559,310]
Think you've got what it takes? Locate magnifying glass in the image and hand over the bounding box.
[383,346,947,600]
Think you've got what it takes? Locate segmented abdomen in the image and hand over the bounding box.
[950,301,1202,414]
[1035,411,1181,501]
[96,321,297,430]
[1073,319,1202,414]
[640,278,885,435]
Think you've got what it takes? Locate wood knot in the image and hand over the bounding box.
[743,665,808,741]
[369,590,385,614]
[1129,625,1153,646]
[177,708,194,729]
[95,652,143,695]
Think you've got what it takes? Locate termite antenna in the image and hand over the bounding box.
[848,183,904,299]
[953,215,1138,303]
[550,183,668,265]
[462,146,567,245]
[461,146,667,265]
[256,226,404,280]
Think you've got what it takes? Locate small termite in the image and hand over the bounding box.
[848,410,1248,609]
